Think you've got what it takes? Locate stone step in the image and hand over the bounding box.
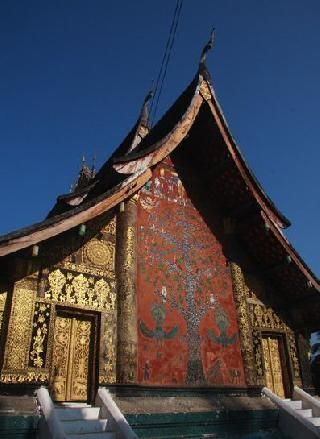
[0,409,15,414]
[61,402,92,408]
[55,406,100,420]
[309,417,320,426]
[295,408,313,418]
[62,419,109,434]
[285,400,303,410]
[68,433,116,439]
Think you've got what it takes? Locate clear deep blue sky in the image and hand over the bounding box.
[0,0,319,274]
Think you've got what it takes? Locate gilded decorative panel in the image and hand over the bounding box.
[252,330,265,385]
[57,217,116,275]
[51,315,92,401]
[1,217,117,385]
[1,279,35,381]
[262,336,285,398]
[42,217,117,385]
[29,302,51,368]
[99,315,117,384]
[84,239,114,269]
[247,286,302,386]
[43,268,115,311]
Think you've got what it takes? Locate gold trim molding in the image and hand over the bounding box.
[0,369,49,383]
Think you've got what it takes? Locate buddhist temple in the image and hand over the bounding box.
[0,42,319,438]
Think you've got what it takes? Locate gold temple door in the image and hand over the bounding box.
[262,335,286,398]
[51,315,92,401]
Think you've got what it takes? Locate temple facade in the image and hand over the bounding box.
[0,60,319,403]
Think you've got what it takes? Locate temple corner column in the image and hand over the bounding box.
[115,196,138,384]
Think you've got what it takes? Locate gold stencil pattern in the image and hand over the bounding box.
[29,302,51,368]
[45,269,115,311]
[51,316,91,401]
[1,369,49,383]
[252,330,265,385]
[262,336,285,398]
[230,263,256,385]
[99,317,117,384]
[4,284,34,370]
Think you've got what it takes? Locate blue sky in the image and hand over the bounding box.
[0,0,319,274]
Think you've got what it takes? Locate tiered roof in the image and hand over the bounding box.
[0,54,318,329]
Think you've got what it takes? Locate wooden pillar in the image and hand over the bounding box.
[116,198,138,383]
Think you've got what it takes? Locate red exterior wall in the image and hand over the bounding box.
[137,157,245,386]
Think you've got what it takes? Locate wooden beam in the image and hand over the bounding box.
[0,169,152,257]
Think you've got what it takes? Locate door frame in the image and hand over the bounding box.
[261,331,293,398]
[51,306,100,404]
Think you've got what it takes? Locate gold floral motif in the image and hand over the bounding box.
[252,330,264,384]
[29,302,51,368]
[30,328,47,367]
[48,269,66,301]
[45,269,115,311]
[103,217,116,236]
[4,284,34,370]
[230,263,256,385]
[72,274,89,306]
[94,279,115,311]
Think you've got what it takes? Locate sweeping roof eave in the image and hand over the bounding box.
[112,66,290,230]
[0,168,152,257]
[261,211,320,292]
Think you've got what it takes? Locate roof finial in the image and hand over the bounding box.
[71,155,95,192]
[140,83,154,128]
[91,154,96,178]
[199,27,215,67]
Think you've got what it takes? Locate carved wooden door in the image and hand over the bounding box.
[51,315,92,401]
[262,335,285,398]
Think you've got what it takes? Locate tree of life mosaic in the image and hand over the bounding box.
[137,159,244,385]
